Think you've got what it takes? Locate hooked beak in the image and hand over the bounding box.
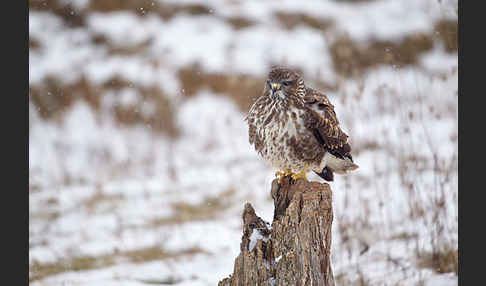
[269,82,280,94]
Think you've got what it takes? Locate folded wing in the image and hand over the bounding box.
[303,88,352,161]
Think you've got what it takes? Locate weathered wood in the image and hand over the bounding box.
[218,177,335,286]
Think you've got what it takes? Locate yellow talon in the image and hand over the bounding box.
[276,169,294,183]
[291,171,307,181]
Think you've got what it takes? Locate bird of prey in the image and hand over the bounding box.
[246,67,358,182]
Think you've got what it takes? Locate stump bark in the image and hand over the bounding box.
[218,177,335,286]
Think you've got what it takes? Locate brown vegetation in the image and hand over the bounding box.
[30,0,86,27]
[178,65,264,112]
[329,18,457,78]
[150,189,235,226]
[30,0,215,27]
[417,247,458,275]
[225,16,255,30]
[29,76,103,121]
[29,76,178,136]
[89,0,212,19]
[330,33,434,77]
[434,19,458,53]
[29,246,203,283]
[29,36,41,50]
[275,12,334,32]
[84,190,123,214]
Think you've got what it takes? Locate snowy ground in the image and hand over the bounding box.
[29,0,458,285]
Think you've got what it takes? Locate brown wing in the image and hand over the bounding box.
[303,88,352,159]
[246,95,267,153]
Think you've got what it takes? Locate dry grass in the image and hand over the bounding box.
[29,246,203,282]
[29,76,102,121]
[29,36,41,50]
[417,246,458,275]
[104,76,178,136]
[29,0,86,27]
[329,18,457,78]
[104,38,154,56]
[84,189,124,214]
[352,140,381,156]
[225,16,256,30]
[390,232,419,241]
[28,0,256,41]
[434,19,458,53]
[330,33,434,77]
[335,270,371,286]
[178,65,264,112]
[136,276,182,285]
[29,76,178,136]
[30,0,213,22]
[88,0,212,19]
[150,188,235,226]
[275,12,334,31]
[334,273,354,285]
[30,254,115,282]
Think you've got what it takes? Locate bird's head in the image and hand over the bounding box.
[265,67,305,100]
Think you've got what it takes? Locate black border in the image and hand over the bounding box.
[8,0,28,284]
[459,0,478,285]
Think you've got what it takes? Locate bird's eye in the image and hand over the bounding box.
[282,80,294,86]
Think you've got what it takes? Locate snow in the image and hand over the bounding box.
[29,0,457,285]
[248,228,269,252]
[425,273,457,286]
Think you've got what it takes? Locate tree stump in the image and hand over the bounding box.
[218,177,335,286]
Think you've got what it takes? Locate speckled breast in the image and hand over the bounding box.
[257,106,318,173]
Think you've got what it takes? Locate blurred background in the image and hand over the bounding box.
[29,0,458,285]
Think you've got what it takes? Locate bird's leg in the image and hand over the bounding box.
[276,169,294,183]
[291,170,307,181]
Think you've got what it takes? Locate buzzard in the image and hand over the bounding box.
[246,67,358,182]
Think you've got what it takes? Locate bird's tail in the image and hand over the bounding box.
[325,154,359,175]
